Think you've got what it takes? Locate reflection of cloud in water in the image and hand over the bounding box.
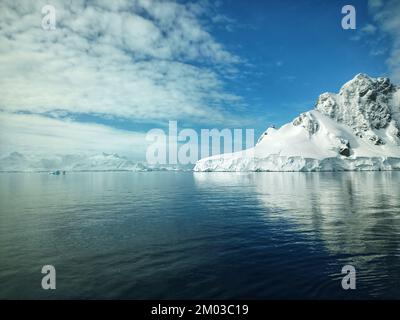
[194,172,400,287]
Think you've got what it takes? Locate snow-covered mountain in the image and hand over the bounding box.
[0,152,193,172]
[0,152,149,172]
[195,74,400,172]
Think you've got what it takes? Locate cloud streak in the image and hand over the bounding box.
[0,111,148,159]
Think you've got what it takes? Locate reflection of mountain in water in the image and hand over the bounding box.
[194,172,400,295]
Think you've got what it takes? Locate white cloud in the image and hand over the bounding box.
[368,0,400,83]
[0,0,248,158]
[368,0,384,9]
[361,23,377,35]
[0,0,243,124]
[0,112,148,159]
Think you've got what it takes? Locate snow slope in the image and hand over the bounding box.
[195,74,400,172]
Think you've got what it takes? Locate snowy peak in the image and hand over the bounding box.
[0,152,29,171]
[195,74,400,172]
[315,74,399,145]
[292,111,320,136]
[340,73,395,96]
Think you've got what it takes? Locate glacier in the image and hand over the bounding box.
[194,74,400,172]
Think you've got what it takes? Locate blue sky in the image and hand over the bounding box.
[0,0,399,159]
[77,0,393,130]
[210,0,392,128]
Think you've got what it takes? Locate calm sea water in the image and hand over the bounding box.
[0,171,400,299]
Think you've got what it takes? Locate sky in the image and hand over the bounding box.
[0,0,399,160]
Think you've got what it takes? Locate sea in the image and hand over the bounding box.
[0,171,399,299]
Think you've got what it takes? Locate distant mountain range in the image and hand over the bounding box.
[195,74,400,171]
[0,152,189,172]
